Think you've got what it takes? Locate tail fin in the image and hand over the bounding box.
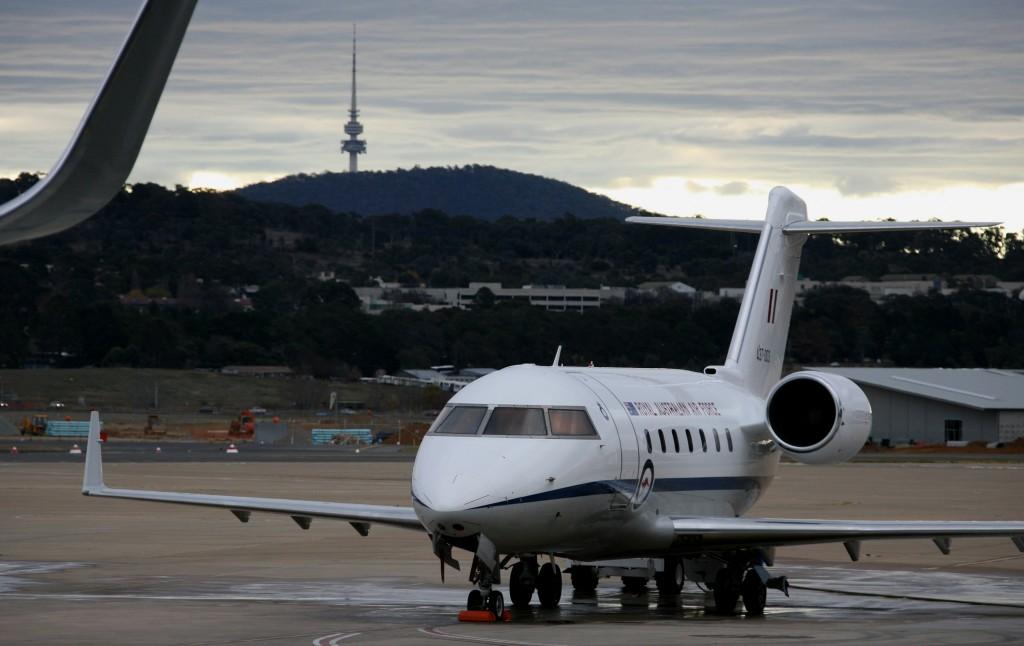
[627,186,1000,397]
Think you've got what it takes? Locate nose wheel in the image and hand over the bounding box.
[466,588,505,619]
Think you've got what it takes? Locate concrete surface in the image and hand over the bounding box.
[1,458,1022,644]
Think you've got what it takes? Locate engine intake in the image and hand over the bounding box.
[765,371,871,464]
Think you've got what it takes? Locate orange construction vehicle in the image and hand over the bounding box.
[20,414,48,436]
[228,410,256,437]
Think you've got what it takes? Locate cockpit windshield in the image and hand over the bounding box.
[428,405,599,438]
[548,408,598,436]
[432,405,487,434]
[483,407,546,436]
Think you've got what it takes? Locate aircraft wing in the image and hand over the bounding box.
[672,516,1024,559]
[82,412,423,533]
[0,0,196,246]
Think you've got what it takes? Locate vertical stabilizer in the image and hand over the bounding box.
[627,186,999,398]
[722,187,809,397]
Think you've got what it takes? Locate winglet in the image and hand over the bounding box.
[0,0,197,246]
[82,411,105,494]
[551,345,563,367]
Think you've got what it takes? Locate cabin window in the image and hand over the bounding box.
[483,407,547,436]
[699,429,707,452]
[713,429,721,452]
[433,406,488,434]
[685,429,694,453]
[671,429,680,453]
[658,429,667,453]
[548,409,598,436]
[645,430,652,453]
[726,429,734,452]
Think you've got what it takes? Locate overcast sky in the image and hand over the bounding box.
[2,1,1022,231]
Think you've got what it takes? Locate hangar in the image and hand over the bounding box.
[813,367,1024,445]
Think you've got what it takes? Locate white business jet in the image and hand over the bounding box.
[5,0,1024,620]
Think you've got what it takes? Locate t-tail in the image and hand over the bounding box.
[628,186,1000,398]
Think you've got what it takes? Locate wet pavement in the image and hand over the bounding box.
[2,560,1023,645]
[2,459,1022,644]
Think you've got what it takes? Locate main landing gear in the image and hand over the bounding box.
[711,562,788,616]
[509,556,563,609]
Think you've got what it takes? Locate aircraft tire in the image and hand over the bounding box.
[570,565,599,594]
[509,562,535,607]
[467,589,484,611]
[655,557,684,595]
[486,590,505,618]
[536,562,562,608]
[713,568,740,615]
[741,569,767,616]
[621,576,648,592]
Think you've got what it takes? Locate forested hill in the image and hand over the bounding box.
[1,173,1023,372]
[236,165,649,221]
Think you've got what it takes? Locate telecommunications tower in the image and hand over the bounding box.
[340,24,366,172]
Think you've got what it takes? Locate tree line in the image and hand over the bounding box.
[1,173,1021,374]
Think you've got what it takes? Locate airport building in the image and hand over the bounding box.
[354,282,628,313]
[813,367,1024,445]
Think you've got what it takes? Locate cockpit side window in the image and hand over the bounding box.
[483,407,547,436]
[432,406,488,434]
[548,409,599,436]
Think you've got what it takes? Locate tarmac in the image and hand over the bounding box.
[1,449,1023,644]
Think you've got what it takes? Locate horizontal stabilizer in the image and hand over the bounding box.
[627,215,1001,235]
[626,216,764,233]
[783,220,1001,234]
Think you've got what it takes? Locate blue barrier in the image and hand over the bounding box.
[311,428,373,446]
[45,420,98,438]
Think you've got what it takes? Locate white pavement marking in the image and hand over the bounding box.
[312,632,360,646]
[418,626,569,646]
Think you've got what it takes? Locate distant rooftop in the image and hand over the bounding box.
[812,367,1024,411]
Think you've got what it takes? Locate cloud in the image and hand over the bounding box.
[714,181,749,196]
[834,175,899,197]
[1,0,1022,229]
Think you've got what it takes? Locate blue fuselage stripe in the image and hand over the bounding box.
[457,476,766,510]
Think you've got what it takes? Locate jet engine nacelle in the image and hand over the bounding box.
[765,371,872,465]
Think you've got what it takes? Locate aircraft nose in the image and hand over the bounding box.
[413,463,493,513]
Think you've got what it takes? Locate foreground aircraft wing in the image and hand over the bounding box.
[0,0,196,246]
[672,516,1024,559]
[81,413,423,533]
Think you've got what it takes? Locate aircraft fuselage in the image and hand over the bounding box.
[412,363,779,560]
